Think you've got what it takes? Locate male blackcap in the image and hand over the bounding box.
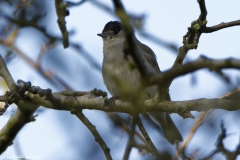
[98,21,182,144]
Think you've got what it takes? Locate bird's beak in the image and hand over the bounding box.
[97,33,107,38]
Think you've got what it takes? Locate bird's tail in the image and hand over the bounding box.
[149,112,183,144]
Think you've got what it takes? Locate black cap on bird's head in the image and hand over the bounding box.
[102,21,122,34]
[97,21,122,38]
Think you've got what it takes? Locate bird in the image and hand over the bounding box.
[97,21,182,144]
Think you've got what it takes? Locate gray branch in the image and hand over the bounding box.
[23,90,240,118]
[0,55,39,153]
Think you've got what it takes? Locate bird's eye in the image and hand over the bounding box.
[113,29,119,34]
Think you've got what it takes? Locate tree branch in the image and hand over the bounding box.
[202,121,240,160]
[0,13,101,72]
[137,116,160,159]
[203,20,240,33]
[19,88,240,118]
[90,0,179,54]
[0,108,36,153]
[0,55,16,90]
[0,39,73,90]
[157,46,189,99]
[75,111,112,160]
[112,0,151,78]
[174,110,213,160]
[198,0,207,21]
[0,56,39,153]
[149,56,240,86]
[123,114,137,160]
[158,0,208,99]
[159,0,240,100]
[55,0,69,48]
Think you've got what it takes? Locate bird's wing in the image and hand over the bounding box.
[137,40,172,100]
[136,40,161,73]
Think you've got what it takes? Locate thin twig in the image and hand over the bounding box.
[175,88,240,159]
[149,56,240,86]
[1,13,58,43]
[55,0,69,48]
[158,0,208,99]
[0,55,16,90]
[137,115,160,159]
[90,0,179,55]
[75,111,112,160]
[71,43,102,71]
[123,114,137,160]
[138,31,178,53]
[0,39,73,90]
[108,113,146,142]
[174,110,213,160]
[132,142,151,153]
[202,121,240,160]
[0,13,101,71]
[112,0,151,78]
[157,46,188,100]
[203,20,240,33]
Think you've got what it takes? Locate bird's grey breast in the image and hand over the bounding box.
[102,39,141,97]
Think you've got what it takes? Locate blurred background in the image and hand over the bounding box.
[0,0,240,159]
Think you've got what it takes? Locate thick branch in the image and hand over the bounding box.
[0,56,39,153]
[23,89,240,116]
[0,109,35,153]
[0,90,39,153]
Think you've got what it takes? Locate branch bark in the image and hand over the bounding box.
[0,55,38,153]
[203,20,240,33]
[149,56,240,86]
[0,108,36,153]
[55,0,69,48]
[20,89,240,117]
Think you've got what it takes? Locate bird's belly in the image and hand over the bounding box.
[102,63,141,97]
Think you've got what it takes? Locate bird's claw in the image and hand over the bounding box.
[108,96,119,109]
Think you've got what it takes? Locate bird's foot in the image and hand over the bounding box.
[108,96,119,109]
